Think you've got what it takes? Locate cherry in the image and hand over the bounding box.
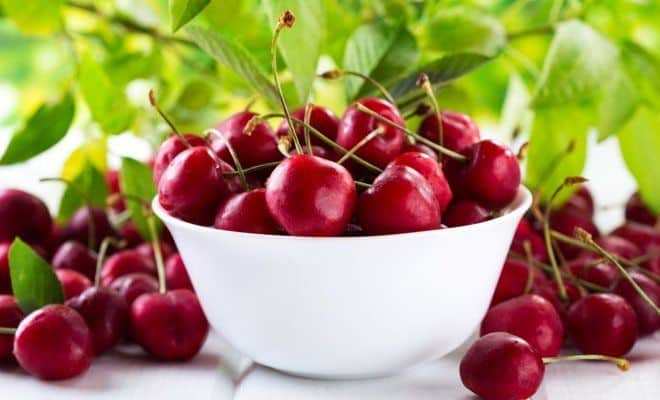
[400,141,437,160]
[460,332,544,400]
[491,258,548,306]
[135,241,175,264]
[386,152,453,213]
[118,221,144,248]
[14,304,94,380]
[510,219,549,262]
[559,186,595,217]
[214,188,279,234]
[105,169,126,213]
[612,271,660,335]
[577,235,642,261]
[611,222,660,251]
[567,293,638,357]
[336,97,405,168]
[265,154,356,236]
[0,189,52,244]
[442,199,490,227]
[63,206,115,249]
[130,289,208,360]
[51,241,98,281]
[289,144,334,160]
[0,242,12,294]
[276,105,339,146]
[534,280,583,322]
[625,192,658,226]
[165,253,194,291]
[418,110,480,153]
[153,133,207,186]
[101,250,155,287]
[42,223,64,259]
[0,295,23,360]
[566,258,618,288]
[109,273,159,305]
[549,208,599,259]
[357,165,440,235]
[56,269,92,300]
[158,146,230,225]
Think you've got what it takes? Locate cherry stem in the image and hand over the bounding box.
[147,215,166,294]
[353,103,468,162]
[416,73,443,161]
[95,237,126,288]
[271,10,302,154]
[522,241,535,294]
[205,129,249,191]
[222,161,281,177]
[337,127,383,165]
[542,355,630,371]
[303,103,313,155]
[355,181,373,189]
[319,69,396,105]
[0,327,17,335]
[148,89,191,149]
[630,249,660,265]
[40,177,97,250]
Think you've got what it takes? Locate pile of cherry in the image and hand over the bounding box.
[460,187,660,400]
[0,186,208,381]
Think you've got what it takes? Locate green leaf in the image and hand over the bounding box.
[1,0,63,35]
[120,157,159,242]
[621,41,660,109]
[264,0,324,105]
[79,55,135,135]
[104,50,163,85]
[57,161,109,224]
[0,93,75,165]
[9,238,64,314]
[618,107,660,214]
[186,26,279,105]
[169,0,210,32]
[343,22,419,100]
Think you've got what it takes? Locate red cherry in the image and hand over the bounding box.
[14,305,94,380]
[549,209,599,259]
[0,189,52,244]
[158,146,230,225]
[567,293,638,357]
[418,110,480,153]
[66,287,129,353]
[386,152,453,213]
[577,235,642,262]
[0,295,23,360]
[214,189,279,234]
[101,250,155,287]
[357,165,440,235]
[276,105,339,145]
[612,271,660,335]
[611,222,660,252]
[567,258,618,288]
[336,98,405,168]
[289,144,334,160]
[209,111,281,168]
[491,258,548,306]
[130,289,208,360]
[400,142,438,160]
[63,206,115,249]
[165,253,194,291]
[559,186,594,217]
[266,155,356,236]
[153,134,207,186]
[42,224,64,259]
[625,192,658,226]
[118,221,143,248]
[51,241,98,281]
[134,241,176,264]
[109,273,159,305]
[0,242,12,294]
[442,199,490,227]
[534,280,583,323]
[510,219,549,262]
[56,269,92,300]
[481,294,564,357]
[105,169,125,213]
[460,332,544,400]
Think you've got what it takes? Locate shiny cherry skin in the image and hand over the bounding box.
[105,169,125,213]
[63,206,115,249]
[0,189,52,244]
[612,271,660,335]
[567,293,638,357]
[276,105,339,145]
[118,221,143,248]
[442,199,490,227]
[165,253,194,291]
[566,258,618,288]
[611,222,660,251]
[158,146,230,225]
[336,97,405,168]
[534,280,583,323]
[510,219,549,262]
[0,242,12,294]
[549,208,599,259]
[210,111,281,169]
[266,154,356,236]
[14,305,94,380]
[51,241,98,281]
[491,258,548,306]
[66,287,129,353]
[134,241,176,265]
[460,332,544,400]
[101,250,155,287]
[214,189,279,234]
[56,269,92,300]
[357,165,440,235]
[481,294,564,357]
[130,289,208,361]
[400,142,438,160]
[109,273,159,305]
[0,295,23,360]
[625,192,658,226]
[418,110,480,153]
[386,152,453,213]
[153,134,207,186]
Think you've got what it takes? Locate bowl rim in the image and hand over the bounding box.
[152,186,532,241]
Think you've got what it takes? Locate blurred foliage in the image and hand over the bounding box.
[0,0,659,212]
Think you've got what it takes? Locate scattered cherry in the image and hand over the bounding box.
[0,189,52,244]
[56,269,93,300]
[611,271,660,335]
[491,258,548,306]
[559,186,594,218]
[534,280,584,322]
[214,188,279,234]
[625,192,658,226]
[549,208,599,259]
[101,250,155,287]
[51,241,98,281]
[153,133,207,185]
[418,110,480,153]
[611,222,660,252]
[442,199,490,227]
[0,295,23,360]
[165,253,194,291]
[510,219,548,262]
[577,235,642,262]
[109,273,159,305]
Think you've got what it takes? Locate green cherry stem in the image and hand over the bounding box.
[95,237,126,288]
[542,354,630,371]
[522,241,535,295]
[222,161,281,178]
[205,129,249,191]
[0,327,17,335]
[149,89,191,149]
[146,215,166,294]
[355,181,373,189]
[303,103,313,155]
[319,69,396,105]
[337,127,383,165]
[416,73,444,161]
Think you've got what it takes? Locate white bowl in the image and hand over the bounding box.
[152,186,532,379]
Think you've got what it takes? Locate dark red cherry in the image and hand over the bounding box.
[625,192,658,226]
[14,305,94,380]
[418,110,480,153]
[209,111,281,168]
[510,219,549,262]
[105,169,125,213]
[289,144,334,160]
[0,295,23,360]
[153,134,207,186]
[134,241,175,265]
[51,241,98,281]
[549,208,599,259]
[130,289,208,361]
[460,332,544,400]
[386,152,453,213]
[357,165,440,235]
[214,189,279,234]
[165,253,194,291]
[491,258,548,306]
[42,223,64,259]
[567,293,638,357]
[0,189,52,244]
[118,221,143,248]
[559,186,594,217]
[576,235,642,262]
[56,269,92,300]
[534,280,583,323]
[400,142,438,160]
[611,222,660,252]
[66,287,129,353]
[276,105,339,145]
[101,250,155,287]
[566,258,618,288]
[336,97,405,168]
[442,199,490,227]
[0,242,12,294]
[158,146,230,225]
[63,206,115,249]
[109,273,159,305]
[612,271,660,335]
[266,154,356,236]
